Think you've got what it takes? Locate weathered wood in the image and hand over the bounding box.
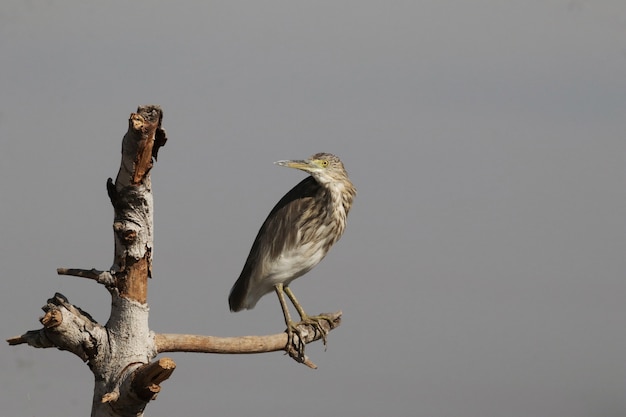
[155,312,341,369]
[56,268,115,286]
[131,358,177,401]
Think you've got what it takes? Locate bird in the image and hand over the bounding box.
[229,152,356,357]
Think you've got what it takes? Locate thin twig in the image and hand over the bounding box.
[56,268,115,286]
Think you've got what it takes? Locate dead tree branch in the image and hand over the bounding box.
[7,105,342,416]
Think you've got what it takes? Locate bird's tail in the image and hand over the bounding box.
[228,275,248,312]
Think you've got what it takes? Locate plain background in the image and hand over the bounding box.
[2,1,626,416]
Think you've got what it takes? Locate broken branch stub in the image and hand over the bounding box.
[107,105,167,303]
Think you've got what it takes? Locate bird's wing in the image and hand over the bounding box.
[229,176,319,311]
[249,175,319,268]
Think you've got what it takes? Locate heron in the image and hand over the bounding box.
[229,152,356,359]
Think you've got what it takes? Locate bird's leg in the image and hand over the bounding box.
[284,286,332,347]
[275,283,306,362]
[283,286,308,319]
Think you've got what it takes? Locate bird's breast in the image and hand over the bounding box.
[264,237,330,284]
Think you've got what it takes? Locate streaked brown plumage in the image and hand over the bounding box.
[229,152,356,353]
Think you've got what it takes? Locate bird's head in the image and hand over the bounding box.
[274,153,348,185]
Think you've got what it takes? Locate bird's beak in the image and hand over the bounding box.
[274,159,314,172]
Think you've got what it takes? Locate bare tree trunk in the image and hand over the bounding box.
[7,105,341,416]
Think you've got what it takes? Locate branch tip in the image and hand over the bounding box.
[302,357,318,369]
[131,358,176,401]
[6,336,26,345]
[101,391,119,403]
[41,309,63,328]
[56,268,115,286]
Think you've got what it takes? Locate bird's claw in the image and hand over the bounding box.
[284,314,334,366]
[286,325,304,359]
[285,323,317,368]
[299,315,332,348]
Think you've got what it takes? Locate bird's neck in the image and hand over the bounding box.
[326,180,355,229]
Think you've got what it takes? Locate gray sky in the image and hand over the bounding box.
[2,1,626,416]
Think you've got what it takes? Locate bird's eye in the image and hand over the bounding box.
[320,160,329,167]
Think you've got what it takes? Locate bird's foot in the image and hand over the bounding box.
[285,322,317,369]
[282,312,342,368]
[297,314,334,349]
